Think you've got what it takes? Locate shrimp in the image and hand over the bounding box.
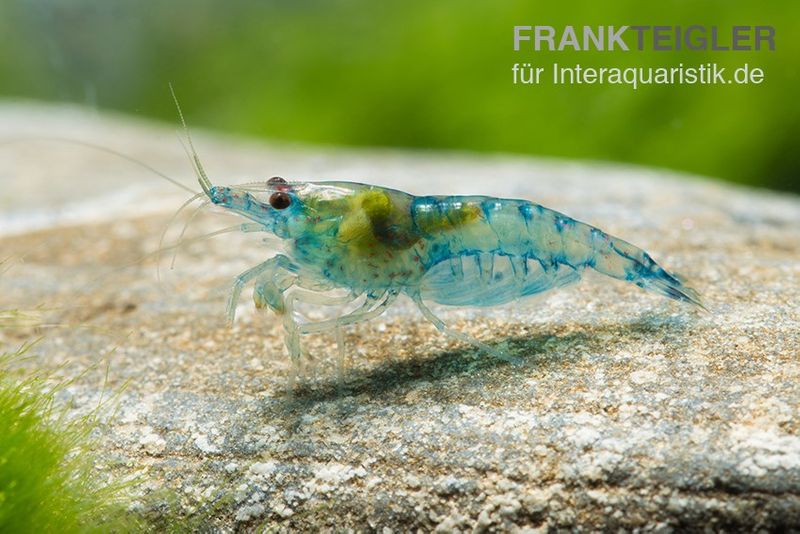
[170,92,703,368]
[185,161,704,367]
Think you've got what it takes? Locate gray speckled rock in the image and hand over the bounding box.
[1,102,799,531]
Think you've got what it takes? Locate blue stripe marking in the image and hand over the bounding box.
[481,200,496,221]
[518,203,533,223]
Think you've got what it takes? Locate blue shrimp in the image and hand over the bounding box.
[169,91,703,367]
[185,161,703,366]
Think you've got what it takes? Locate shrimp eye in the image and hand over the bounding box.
[269,191,291,210]
[267,176,287,187]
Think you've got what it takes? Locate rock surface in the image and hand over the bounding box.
[1,102,799,531]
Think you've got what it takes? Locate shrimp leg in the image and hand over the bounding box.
[286,290,398,370]
[284,290,357,371]
[297,290,398,334]
[412,294,521,365]
[234,260,349,366]
[281,289,366,366]
[227,254,299,323]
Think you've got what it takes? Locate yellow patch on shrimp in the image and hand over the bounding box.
[415,201,483,235]
[337,190,410,251]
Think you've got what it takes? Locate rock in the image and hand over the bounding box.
[0,102,799,530]
[234,504,265,522]
[138,427,167,456]
[193,433,221,454]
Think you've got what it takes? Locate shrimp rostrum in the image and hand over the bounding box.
[189,157,703,366]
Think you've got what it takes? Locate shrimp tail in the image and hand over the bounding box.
[588,231,706,311]
[636,264,705,310]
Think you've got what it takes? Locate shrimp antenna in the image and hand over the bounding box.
[169,83,213,195]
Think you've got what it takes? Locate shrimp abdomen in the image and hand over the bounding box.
[416,196,583,306]
[415,196,702,309]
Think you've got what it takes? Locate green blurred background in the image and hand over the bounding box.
[0,0,797,192]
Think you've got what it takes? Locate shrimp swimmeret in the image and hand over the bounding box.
[182,145,703,366]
